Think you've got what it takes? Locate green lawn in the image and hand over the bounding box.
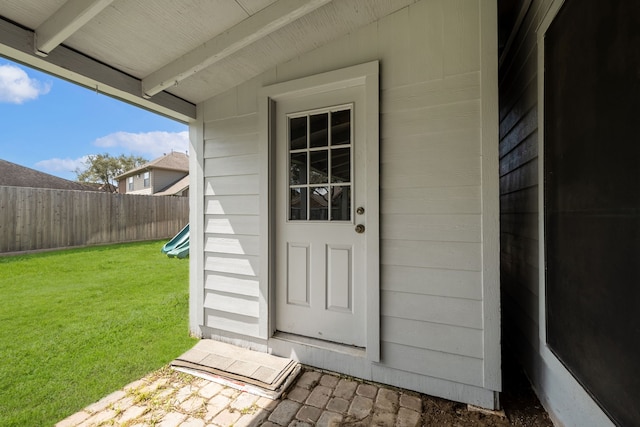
[0,241,197,427]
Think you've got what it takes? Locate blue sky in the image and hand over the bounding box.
[0,59,188,181]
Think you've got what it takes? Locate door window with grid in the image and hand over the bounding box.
[288,106,352,222]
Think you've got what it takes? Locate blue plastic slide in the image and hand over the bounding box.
[162,224,189,254]
[167,240,189,258]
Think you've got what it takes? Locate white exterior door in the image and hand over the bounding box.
[275,86,369,347]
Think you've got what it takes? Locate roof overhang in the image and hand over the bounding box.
[0,0,417,122]
[0,16,195,122]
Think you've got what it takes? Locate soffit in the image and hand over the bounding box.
[0,0,415,120]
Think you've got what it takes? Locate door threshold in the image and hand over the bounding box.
[271,332,366,358]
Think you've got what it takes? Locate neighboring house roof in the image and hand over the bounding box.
[82,182,118,193]
[116,152,189,180]
[155,175,189,196]
[0,159,98,191]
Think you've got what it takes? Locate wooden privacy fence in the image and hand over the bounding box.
[0,186,189,253]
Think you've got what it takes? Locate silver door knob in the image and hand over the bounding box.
[355,224,365,234]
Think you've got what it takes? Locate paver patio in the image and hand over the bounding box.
[57,367,424,427]
[55,360,552,427]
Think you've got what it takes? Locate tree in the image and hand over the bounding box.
[76,153,147,192]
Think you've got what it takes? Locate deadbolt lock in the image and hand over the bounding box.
[355,224,365,234]
[356,207,365,215]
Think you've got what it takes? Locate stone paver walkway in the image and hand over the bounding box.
[56,366,426,427]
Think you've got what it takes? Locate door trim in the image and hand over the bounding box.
[259,61,379,361]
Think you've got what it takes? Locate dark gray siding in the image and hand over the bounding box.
[499,0,547,366]
[499,0,615,425]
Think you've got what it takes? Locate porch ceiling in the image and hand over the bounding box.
[0,0,415,122]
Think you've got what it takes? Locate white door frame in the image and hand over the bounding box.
[258,61,380,361]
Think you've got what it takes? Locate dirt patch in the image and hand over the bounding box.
[499,352,554,427]
[420,353,553,427]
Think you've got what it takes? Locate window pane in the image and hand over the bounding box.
[310,113,328,148]
[290,116,307,150]
[331,186,351,221]
[309,150,328,184]
[309,187,329,220]
[331,148,350,183]
[290,188,307,220]
[290,152,307,185]
[331,109,350,146]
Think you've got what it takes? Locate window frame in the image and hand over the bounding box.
[286,104,354,223]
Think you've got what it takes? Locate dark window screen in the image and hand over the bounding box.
[544,1,640,425]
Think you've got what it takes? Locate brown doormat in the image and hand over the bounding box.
[171,339,301,399]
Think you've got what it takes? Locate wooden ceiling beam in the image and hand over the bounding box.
[34,0,114,57]
[0,17,196,122]
[141,0,331,98]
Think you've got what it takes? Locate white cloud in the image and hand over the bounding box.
[94,131,189,158]
[0,64,51,104]
[34,130,189,180]
[35,156,89,175]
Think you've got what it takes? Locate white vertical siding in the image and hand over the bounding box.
[270,2,495,394]
[193,0,499,407]
[201,90,262,338]
[375,0,488,395]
